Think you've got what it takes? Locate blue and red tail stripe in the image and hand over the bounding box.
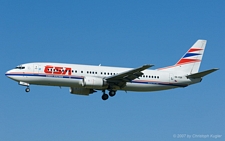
[176,58,201,65]
[188,48,203,52]
[183,53,201,58]
[176,48,203,65]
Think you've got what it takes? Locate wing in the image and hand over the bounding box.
[105,64,154,89]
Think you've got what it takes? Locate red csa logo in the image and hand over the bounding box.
[44,65,72,75]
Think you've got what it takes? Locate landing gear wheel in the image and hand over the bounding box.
[25,87,30,92]
[102,94,109,100]
[109,91,116,97]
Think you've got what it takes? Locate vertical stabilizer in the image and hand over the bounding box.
[158,40,207,74]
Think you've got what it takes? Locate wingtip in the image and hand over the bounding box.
[144,64,154,68]
[197,39,207,42]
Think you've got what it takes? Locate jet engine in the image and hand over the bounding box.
[80,76,108,89]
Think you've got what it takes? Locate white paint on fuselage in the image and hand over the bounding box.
[6,62,198,92]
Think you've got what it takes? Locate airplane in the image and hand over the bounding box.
[5,40,218,100]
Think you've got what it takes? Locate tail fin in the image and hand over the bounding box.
[158,40,207,74]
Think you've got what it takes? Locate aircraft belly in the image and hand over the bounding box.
[123,83,176,92]
[25,76,82,87]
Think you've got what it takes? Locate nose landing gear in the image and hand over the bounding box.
[25,87,30,92]
[19,81,30,93]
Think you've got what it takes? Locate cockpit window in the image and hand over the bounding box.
[15,66,25,69]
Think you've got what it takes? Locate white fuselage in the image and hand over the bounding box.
[5,62,200,92]
[5,40,215,100]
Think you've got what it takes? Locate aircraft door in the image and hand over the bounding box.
[169,73,177,83]
[20,64,32,78]
[33,64,39,73]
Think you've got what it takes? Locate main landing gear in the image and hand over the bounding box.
[102,93,109,100]
[101,90,116,100]
[109,91,116,97]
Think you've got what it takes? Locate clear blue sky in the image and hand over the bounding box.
[1,1,224,140]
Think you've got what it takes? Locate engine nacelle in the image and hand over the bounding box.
[70,87,95,96]
[80,76,108,89]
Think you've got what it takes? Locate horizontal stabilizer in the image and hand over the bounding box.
[187,68,219,78]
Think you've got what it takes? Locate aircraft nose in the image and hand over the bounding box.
[5,71,9,77]
[5,69,20,81]
[5,70,12,78]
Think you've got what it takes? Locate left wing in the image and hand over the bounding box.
[105,64,154,88]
